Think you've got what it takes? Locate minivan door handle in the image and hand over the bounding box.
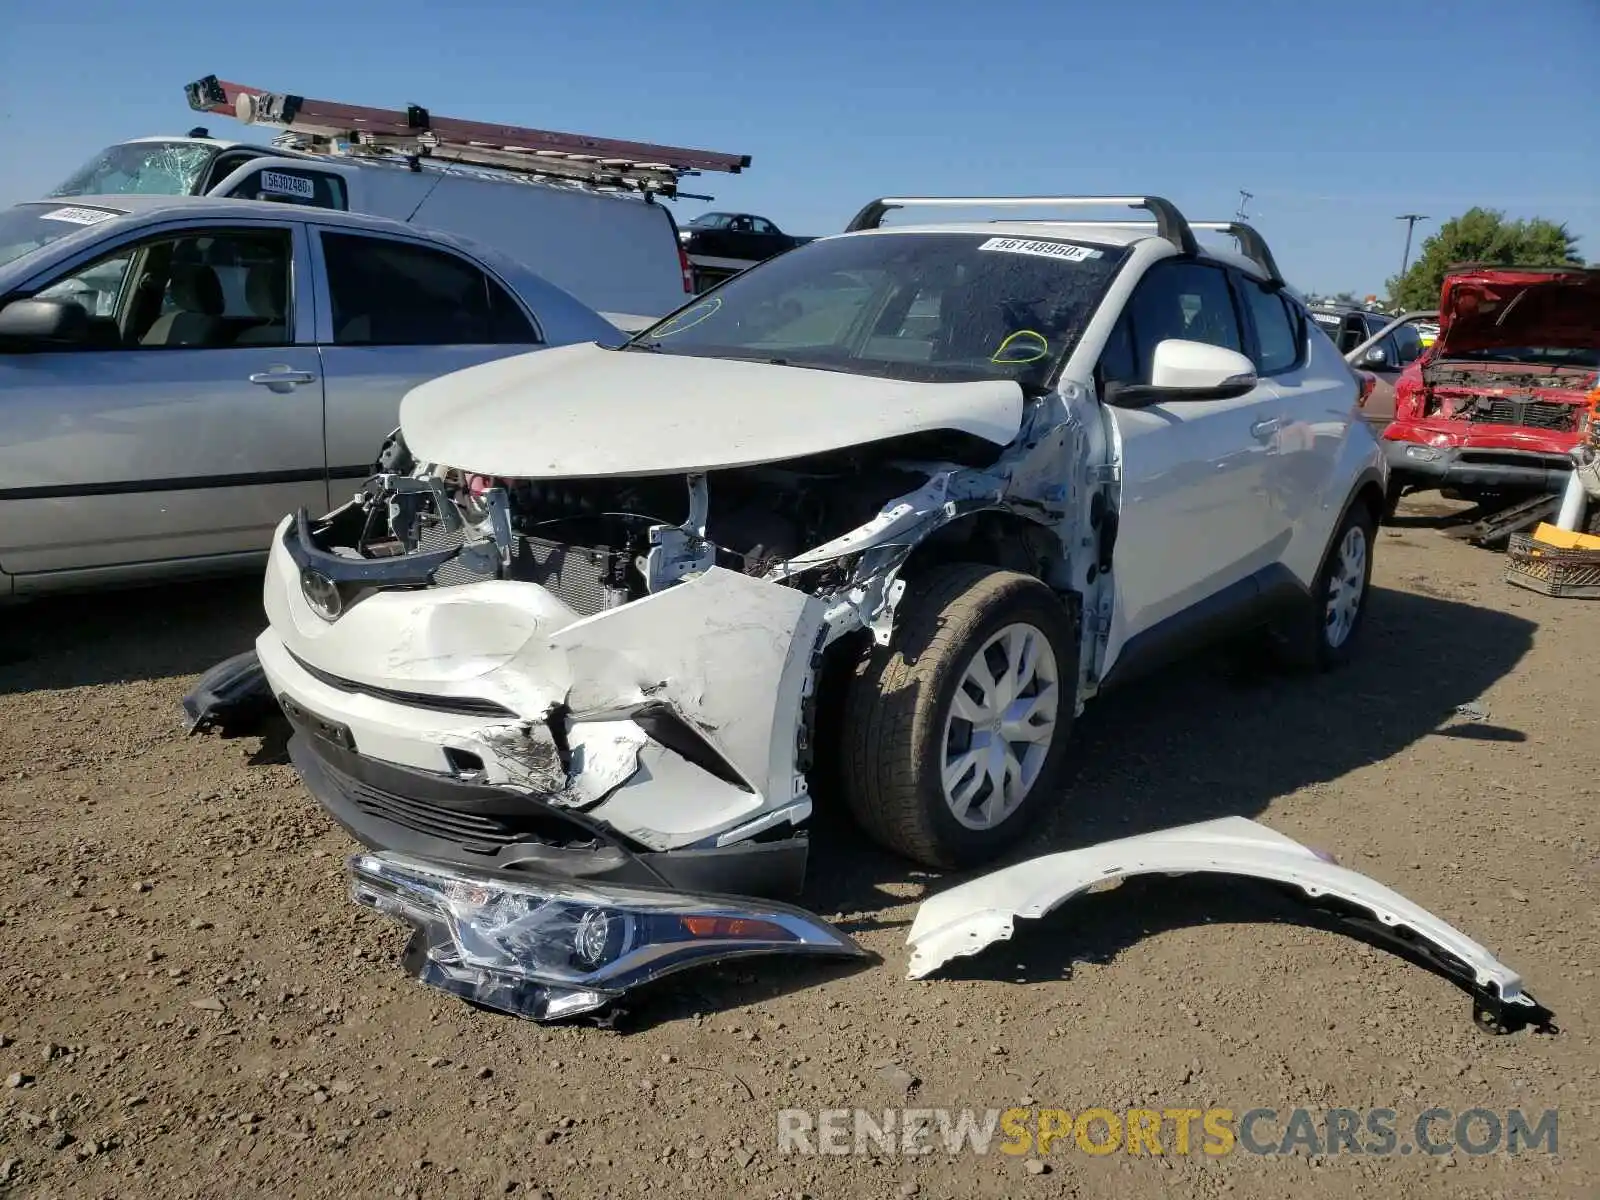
[249,367,318,392]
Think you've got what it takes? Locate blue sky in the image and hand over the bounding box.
[3,0,1596,295]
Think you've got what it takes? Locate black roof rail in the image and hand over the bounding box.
[1188,221,1285,289]
[844,195,1198,257]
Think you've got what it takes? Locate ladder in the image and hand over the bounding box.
[184,75,751,198]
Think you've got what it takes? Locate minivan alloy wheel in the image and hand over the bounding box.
[941,621,1060,830]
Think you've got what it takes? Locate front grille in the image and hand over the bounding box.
[1458,450,1571,470]
[1465,398,1579,432]
[346,779,525,854]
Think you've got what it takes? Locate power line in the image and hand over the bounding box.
[1235,189,1253,222]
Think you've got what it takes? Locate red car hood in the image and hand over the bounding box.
[1435,267,1600,355]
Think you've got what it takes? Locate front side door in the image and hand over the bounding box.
[0,219,326,583]
[309,228,545,483]
[1099,258,1286,666]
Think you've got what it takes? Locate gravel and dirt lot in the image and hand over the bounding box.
[1,501,1596,1199]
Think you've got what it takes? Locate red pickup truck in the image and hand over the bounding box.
[1381,266,1599,514]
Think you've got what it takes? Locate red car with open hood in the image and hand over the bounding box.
[1382,265,1599,512]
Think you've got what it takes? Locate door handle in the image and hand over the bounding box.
[1250,416,1283,441]
[249,368,318,390]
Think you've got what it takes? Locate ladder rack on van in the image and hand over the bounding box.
[184,75,752,198]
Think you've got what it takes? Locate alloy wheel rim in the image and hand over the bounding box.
[1325,525,1368,649]
[940,622,1060,831]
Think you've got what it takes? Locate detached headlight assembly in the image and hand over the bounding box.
[348,852,869,1021]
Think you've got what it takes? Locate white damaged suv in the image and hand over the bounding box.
[221,195,1386,896]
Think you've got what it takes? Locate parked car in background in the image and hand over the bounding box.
[49,132,701,323]
[0,195,622,597]
[678,211,809,263]
[1381,265,1600,514]
[1308,303,1425,428]
[678,211,814,291]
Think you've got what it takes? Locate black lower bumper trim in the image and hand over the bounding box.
[1384,441,1572,493]
[286,726,809,900]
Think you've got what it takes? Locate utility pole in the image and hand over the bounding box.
[1235,190,1253,222]
[1396,213,1430,281]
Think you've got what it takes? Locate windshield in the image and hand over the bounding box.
[687,213,732,229]
[631,232,1130,388]
[0,203,122,271]
[49,141,218,198]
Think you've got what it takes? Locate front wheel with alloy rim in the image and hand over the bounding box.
[842,564,1079,869]
[1267,498,1378,671]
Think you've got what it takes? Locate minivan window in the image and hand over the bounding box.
[49,142,219,198]
[226,167,348,211]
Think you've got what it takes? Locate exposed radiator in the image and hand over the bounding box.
[414,519,632,617]
[1464,397,1579,432]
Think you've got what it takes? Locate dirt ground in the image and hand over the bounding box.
[1,500,1595,1200]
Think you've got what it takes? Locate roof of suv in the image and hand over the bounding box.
[838,220,1275,283]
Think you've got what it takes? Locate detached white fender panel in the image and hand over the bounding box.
[906,817,1552,1034]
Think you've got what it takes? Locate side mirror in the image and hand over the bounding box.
[1104,340,1258,408]
[0,297,91,345]
[1363,346,1393,369]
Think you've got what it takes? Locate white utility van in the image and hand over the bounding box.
[45,78,753,322]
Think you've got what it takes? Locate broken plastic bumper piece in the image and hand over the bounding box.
[181,648,277,735]
[348,851,869,1021]
[906,817,1555,1036]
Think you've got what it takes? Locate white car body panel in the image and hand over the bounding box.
[904,817,1544,1030]
[231,213,1390,885]
[260,520,826,850]
[397,341,1027,479]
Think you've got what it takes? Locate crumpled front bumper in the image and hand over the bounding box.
[284,719,808,897]
[257,513,829,876]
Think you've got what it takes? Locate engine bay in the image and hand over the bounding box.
[309,432,976,615]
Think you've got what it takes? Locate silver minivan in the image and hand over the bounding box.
[0,195,622,597]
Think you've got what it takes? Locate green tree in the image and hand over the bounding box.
[1387,208,1583,310]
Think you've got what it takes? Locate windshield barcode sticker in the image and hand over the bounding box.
[260,170,317,199]
[979,237,1102,262]
[39,206,117,226]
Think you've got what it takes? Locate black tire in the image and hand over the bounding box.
[842,564,1078,869]
[1380,479,1405,523]
[1266,497,1378,672]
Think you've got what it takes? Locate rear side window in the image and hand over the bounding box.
[1237,277,1300,374]
[228,166,348,211]
[320,233,540,346]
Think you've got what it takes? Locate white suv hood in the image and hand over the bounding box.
[398,342,1026,478]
